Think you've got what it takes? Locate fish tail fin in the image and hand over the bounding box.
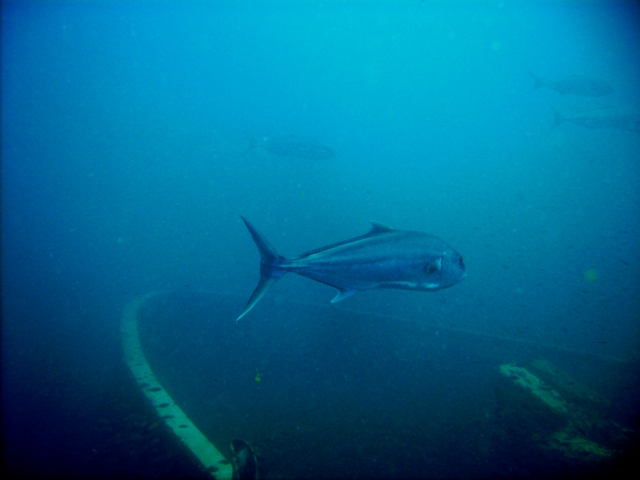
[237,217,286,321]
[528,71,545,91]
[550,106,564,130]
[240,132,258,157]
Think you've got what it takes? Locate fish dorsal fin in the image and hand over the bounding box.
[369,222,393,234]
[294,222,394,260]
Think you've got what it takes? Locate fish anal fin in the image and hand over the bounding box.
[331,288,359,303]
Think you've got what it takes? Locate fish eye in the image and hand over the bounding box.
[458,256,465,267]
[425,261,441,274]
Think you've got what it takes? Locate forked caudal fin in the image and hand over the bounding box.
[550,106,565,131]
[240,133,258,157]
[528,71,545,90]
[236,217,286,321]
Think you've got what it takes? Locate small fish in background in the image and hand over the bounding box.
[551,106,640,132]
[583,268,598,284]
[529,71,613,97]
[242,133,336,160]
[236,217,466,321]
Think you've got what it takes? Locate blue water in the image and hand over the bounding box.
[3,1,639,478]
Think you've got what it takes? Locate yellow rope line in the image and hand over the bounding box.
[120,292,233,480]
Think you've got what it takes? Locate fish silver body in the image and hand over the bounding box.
[529,72,613,97]
[242,134,336,160]
[263,134,336,160]
[552,107,640,133]
[237,217,466,320]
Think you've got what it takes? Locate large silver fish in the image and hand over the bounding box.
[237,217,466,320]
[243,134,336,160]
[552,106,640,132]
[529,72,613,97]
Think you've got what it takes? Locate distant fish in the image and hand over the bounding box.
[236,217,466,320]
[529,71,613,97]
[552,106,640,132]
[243,134,336,160]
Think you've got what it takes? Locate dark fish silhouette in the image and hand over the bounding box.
[552,106,640,132]
[529,72,613,97]
[230,439,258,480]
[237,217,466,320]
[243,134,336,160]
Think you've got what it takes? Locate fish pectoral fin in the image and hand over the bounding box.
[331,288,359,303]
